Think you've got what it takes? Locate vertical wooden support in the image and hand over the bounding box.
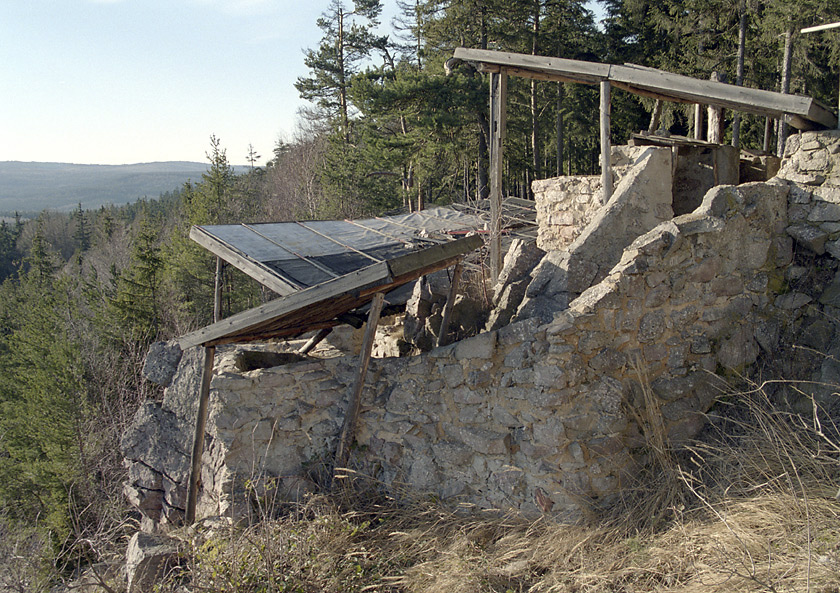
[763,117,773,153]
[599,80,612,203]
[707,72,724,144]
[334,292,386,474]
[489,69,507,284]
[186,345,215,525]
[647,99,663,134]
[693,104,704,140]
[213,257,223,323]
[436,261,464,348]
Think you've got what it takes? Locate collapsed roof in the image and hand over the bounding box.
[178,207,489,348]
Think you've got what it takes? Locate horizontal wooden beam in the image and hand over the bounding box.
[387,234,483,279]
[453,47,838,130]
[455,47,609,84]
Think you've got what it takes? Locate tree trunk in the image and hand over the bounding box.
[476,6,490,200]
[338,9,350,143]
[648,100,663,134]
[707,72,724,144]
[777,28,794,156]
[731,3,747,149]
[556,82,564,176]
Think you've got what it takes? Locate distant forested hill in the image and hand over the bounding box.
[0,161,221,214]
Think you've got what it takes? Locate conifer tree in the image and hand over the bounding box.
[295,0,386,142]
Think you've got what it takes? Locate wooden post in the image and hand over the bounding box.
[777,29,793,156]
[763,117,773,153]
[693,103,704,140]
[647,99,663,134]
[707,72,724,144]
[437,261,464,348]
[298,327,333,355]
[334,292,385,475]
[186,345,215,525]
[213,257,223,323]
[489,69,507,284]
[600,80,612,203]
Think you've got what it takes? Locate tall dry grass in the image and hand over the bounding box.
[154,381,840,593]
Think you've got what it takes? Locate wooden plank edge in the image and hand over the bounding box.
[178,261,391,349]
[387,234,483,279]
[190,226,302,295]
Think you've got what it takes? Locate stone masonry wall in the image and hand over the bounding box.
[533,146,662,252]
[518,146,673,322]
[125,132,840,532]
[124,178,795,528]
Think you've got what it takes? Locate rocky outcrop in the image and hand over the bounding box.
[485,238,545,332]
[122,347,203,531]
[126,532,178,593]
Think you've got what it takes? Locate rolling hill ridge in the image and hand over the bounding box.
[0,161,219,214]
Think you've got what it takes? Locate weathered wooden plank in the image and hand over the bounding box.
[186,345,215,525]
[610,81,696,105]
[437,261,463,348]
[600,80,612,203]
[694,104,704,140]
[387,234,483,279]
[477,63,598,85]
[178,235,483,349]
[334,292,385,475]
[178,262,391,349]
[610,64,835,127]
[298,327,333,355]
[489,70,506,283]
[456,48,837,129]
[190,226,302,295]
[455,47,610,84]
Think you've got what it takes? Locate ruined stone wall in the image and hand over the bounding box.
[125,132,840,532]
[533,146,663,252]
[125,178,797,528]
[779,130,840,258]
[518,146,674,322]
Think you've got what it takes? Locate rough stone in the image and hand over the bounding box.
[126,532,178,593]
[124,136,840,528]
[142,340,183,387]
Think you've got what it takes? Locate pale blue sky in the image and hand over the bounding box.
[2,1,603,167]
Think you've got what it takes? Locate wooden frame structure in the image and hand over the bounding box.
[179,210,486,524]
[450,47,838,281]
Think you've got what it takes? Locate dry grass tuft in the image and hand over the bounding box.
[156,384,840,593]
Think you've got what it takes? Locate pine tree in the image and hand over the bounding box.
[295,0,386,142]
